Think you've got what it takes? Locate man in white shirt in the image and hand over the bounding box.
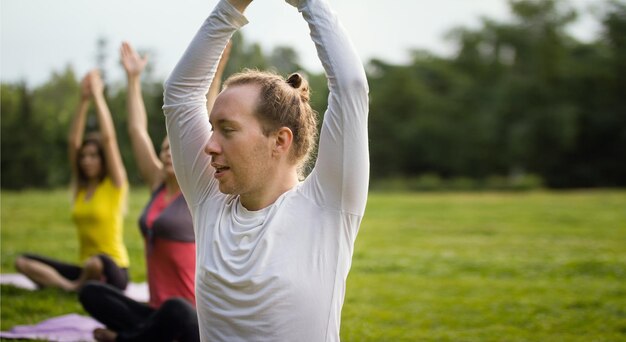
[163,0,369,340]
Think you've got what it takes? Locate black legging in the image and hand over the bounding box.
[20,253,129,290]
[79,281,199,342]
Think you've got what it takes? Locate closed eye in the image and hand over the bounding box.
[209,119,239,135]
[220,126,236,135]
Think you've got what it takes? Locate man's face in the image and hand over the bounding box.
[205,84,276,197]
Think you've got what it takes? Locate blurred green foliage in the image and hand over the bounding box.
[2,0,625,189]
[368,0,626,188]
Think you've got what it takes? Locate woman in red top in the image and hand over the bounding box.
[79,41,231,342]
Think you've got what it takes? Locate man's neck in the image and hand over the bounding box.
[240,169,299,211]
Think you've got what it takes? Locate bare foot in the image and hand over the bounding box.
[93,328,117,342]
[61,281,79,292]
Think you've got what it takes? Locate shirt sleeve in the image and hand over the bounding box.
[297,0,370,216]
[162,0,248,206]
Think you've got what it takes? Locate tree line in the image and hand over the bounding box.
[2,0,625,190]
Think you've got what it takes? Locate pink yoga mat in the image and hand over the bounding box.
[0,313,103,342]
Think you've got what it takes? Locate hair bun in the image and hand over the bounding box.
[287,73,310,102]
[287,73,303,89]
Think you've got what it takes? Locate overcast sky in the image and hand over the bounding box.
[1,0,602,87]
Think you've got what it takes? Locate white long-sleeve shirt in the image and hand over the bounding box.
[163,0,369,340]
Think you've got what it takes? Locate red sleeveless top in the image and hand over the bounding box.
[139,185,195,308]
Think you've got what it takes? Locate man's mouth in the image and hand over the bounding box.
[212,163,230,175]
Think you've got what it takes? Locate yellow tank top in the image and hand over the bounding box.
[71,177,129,267]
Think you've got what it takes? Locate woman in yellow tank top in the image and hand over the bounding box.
[15,70,130,292]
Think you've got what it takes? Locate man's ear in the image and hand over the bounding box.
[273,127,293,158]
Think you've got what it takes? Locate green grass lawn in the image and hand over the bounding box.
[2,189,626,341]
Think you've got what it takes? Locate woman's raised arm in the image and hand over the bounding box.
[88,70,128,188]
[68,75,92,191]
[121,42,162,189]
[206,40,232,115]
